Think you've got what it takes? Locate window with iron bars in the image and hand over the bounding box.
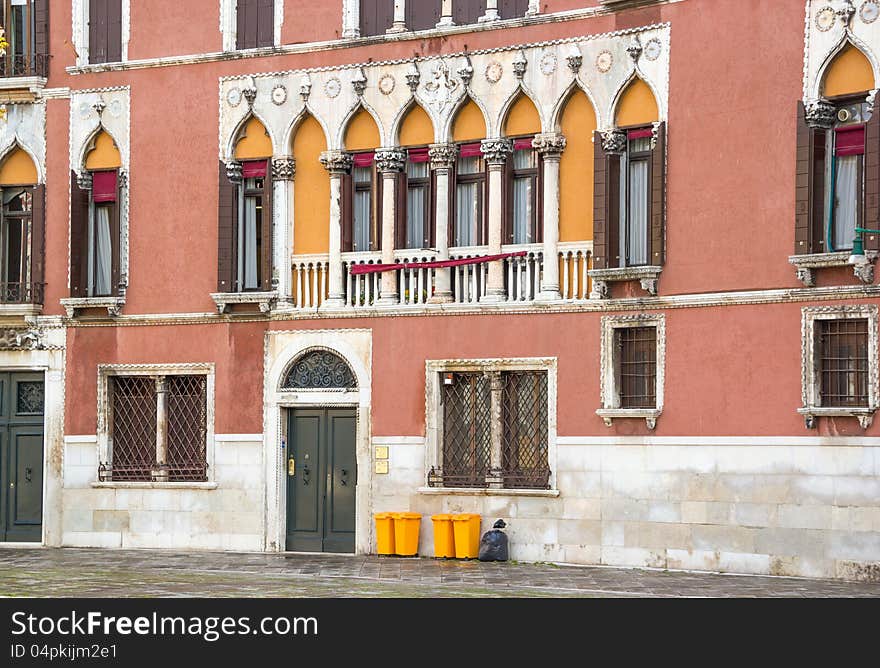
[817,318,869,408]
[431,370,549,489]
[615,326,657,409]
[100,374,208,482]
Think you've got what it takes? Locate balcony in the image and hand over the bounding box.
[0,281,44,317]
[0,54,49,96]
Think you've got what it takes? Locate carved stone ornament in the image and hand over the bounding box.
[532,133,567,159]
[0,328,42,350]
[816,5,836,30]
[853,259,875,283]
[282,349,357,390]
[324,77,342,99]
[566,48,583,74]
[861,0,880,23]
[226,160,243,184]
[429,143,457,171]
[644,38,662,62]
[272,157,296,181]
[457,56,474,87]
[379,74,396,95]
[375,148,407,173]
[540,51,557,76]
[319,151,353,174]
[485,61,503,84]
[422,60,462,113]
[271,84,288,106]
[92,98,107,118]
[406,63,420,93]
[596,50,613,74]
[512,50,528,80]
[242,86,257,108]
[805,99,836,129]
[77,171,93,191]
[352,68,368,97]
[299,74,312,102]
[588,265,663,298]
[627,38,643,63]
[836,0,856,26]
[117,170,128,190]
[480,138,514,165]
[601,129,627,153]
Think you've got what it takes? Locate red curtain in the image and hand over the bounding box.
[92,170,117,203]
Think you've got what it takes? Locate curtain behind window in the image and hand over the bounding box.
[353,166,372,252]
[621,137,650,266]
[512,149,536,245]
[455,156,483,247]
[833,155,858,251]
[94,205,112,296]
[242,179,260,290]
[406,160,428,249]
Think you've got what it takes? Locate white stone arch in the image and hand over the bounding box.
[224,109,277,163]
[441,93,492,143]
[0,138,44,185]
[811,34,880,101]
[278,346,359,392]
[496,84,546,138]
[75,123,127,176]
[282,105,333,156]
[263,329,373,555]
[608,70,664,131]
[336,99,385,152]
[549,78,600,134]
[389,98,437,147]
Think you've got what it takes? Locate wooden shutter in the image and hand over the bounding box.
[217,162,238,292]
[107,0,122,62]
[454,0,487,25]
[34,0,49,76]
[258,0,275,48]
[69,172,90,297]
[499,0,529,19]
[260,168,273,290]
[30,185,45,298]
[865,103,880,252]
[592,131,622,270]
[341,173,353,253]
[795,101,826,256]
[360,0,395,36]
[502,156,513,245]
[650,122,666,266]
[89,0,105,64]
[406,0,441,31]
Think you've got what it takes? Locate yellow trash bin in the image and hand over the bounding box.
[431,514,456,558]
[451,514,482,559]
[375,512,396,556]
[392,513,422,556]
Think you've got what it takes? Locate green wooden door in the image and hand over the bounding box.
[0,372,45,543]
[286,408,357,553]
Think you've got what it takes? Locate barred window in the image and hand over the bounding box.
[817,318,869,408]
[615,326,657,409]
[102,374,208,482]
[436,370,549,490]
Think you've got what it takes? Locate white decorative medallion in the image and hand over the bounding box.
[861,0,880,23]
[596,50,614,74]
[644,38,662,62]
[109,99,123,118]
[485,61,503,84]
[539,51,557,75]
[816,5,836,31]
[324,77,342,99]
[271,84,287,105]
[378,74,396,95]
[226,87,242,107]
[78,101,91,119]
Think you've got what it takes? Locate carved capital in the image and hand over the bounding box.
[375,148,407,173]
[319,151,353,175]
[532,133,567,159]
[590,280,610,300]
[226,160,243,184]
[77,171,93,191]
[457,56,474,87]
[272,157,296,181]
[117,169,128,190]
[480,138,514,165]
[804,100,835,129]
[406,63,421,93]
[836,0,856,26]
[429,143,458,171]
[566,50,583,74]
[627,38,643,63]
[299,74,312,102]
[242,86,257,108]
[601,129,627,154]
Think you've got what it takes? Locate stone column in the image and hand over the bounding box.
[480,0,500,22]
[272,157,296,303]
[428,143,457,303]
[153,377,168,482]
[342,0,361,38]
[388,0,407,33]
[533,133,566,301]
[375,148,407,305]
[319,151,353,308]
[437,0,454,27]
[526,0,540,16]
[480,138,513,303]
[488,370,503,489]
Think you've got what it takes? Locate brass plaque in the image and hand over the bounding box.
[374,460,389,474]
[374,445,389,460]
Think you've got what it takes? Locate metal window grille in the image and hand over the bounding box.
[166,375,208,481]
[501,371,549,489]
[616,326,657,409]
[440,372,492,487]
[106,376,157,482]
[818,319,869,408]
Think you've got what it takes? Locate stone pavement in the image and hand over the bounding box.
[1,548,878,597]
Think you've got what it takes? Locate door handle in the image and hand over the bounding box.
[287,458,295,477]
[302,464,311,486]
[25,467,32,483]
[340,469,349,486]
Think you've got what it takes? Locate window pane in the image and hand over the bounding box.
[617,327,657,409]
[442,372,491,487]
[818,319,869,408]
[242,191,261,290]
[501,371,549,489]
[455,181,481,246]
[353,189,371,252]
[512,176,533,244]
[513,147,536,170]
[626,159,649,266]
[93,205,113,296]
[407,184,426,249]
[457,155,484,175]
[832,154,859,251]
[406,160,428,179]
[109,376,157,482]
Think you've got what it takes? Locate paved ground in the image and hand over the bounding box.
[1,548,878,597]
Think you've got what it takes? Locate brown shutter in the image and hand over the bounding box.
[258,0,275,48]
[448,163,457,247]
[592,131,618,270]
[406,0,441,31]
[535,153,544,245]
[454,0,487,25]
[865,103,880,252]
[795,101,826,255]
[217,161,237,292]
[650,122,666,266]
[260,167,273,290]
[107,0,122,62]
[89,0,105,64]
[341,173,353,253]
[395,172,407,249]
[69,171,90,297]
[30,185,45,300]
[360,0,395,36]
[34,0,49,77]
[502,156,513,245]
[499,0,529,19]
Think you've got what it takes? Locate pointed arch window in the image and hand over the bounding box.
[505,137,540,246]
[0,0,49,78]
[403,147,433,249]
[0,148,43,305]
[282,349,358,390]
[343,152,378,253]
[453,144,487,247]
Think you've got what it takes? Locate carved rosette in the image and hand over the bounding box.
[319,151,353,175]
[272,157,296,181]
[532,133,567,160]
[429,143,458,172]
[375,148,407,174]
[805,100,835,129]
[226,160,243,184]
[601,130,627,154]
[480,138,514,165]
[77,171,93,191]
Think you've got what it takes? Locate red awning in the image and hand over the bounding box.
[241,160,268,178]
[513,137,534,151]
[835,125,865,157]
[459,143,483,159]
[92,170,117,203]
[353,152,375,168]
[628,128,653,140]
[349,251,528,275]
[408,147,429,163]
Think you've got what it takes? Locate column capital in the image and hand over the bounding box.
[600,129,627,154]
[225,160,243,184]
[804,99,835,130]
[481,138,514,166]
[375,148,407,173]
[532,133,567,160]
[429,143,458,171]
[272,156,296,181]
[319,150,353,175]
[76,171,93,191]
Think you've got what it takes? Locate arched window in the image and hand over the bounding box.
[398,104,434,250]
[342,108,381,254]
[282,349,357,390]
[451,99,488,247]
[0,147,43,305]
[502,94,542,246]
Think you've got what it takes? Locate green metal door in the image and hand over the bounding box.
[286,408,357,553]
[0,372,45,543]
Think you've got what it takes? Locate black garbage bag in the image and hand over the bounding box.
[478,519,509,562]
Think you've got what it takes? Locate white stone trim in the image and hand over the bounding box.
[0,102,47,185]
[73,0,131,67]
[789,251,877,286]
[215,433,263,442]
[424,357,558,491]
[263,328,372,554]
[800,304,879,429]
[95,363,217,483]
[210,291,278,314]
[598,313,666,428]
[556,435,880,446]
[372,436,425,445]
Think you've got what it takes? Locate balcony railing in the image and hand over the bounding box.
[0,53,49,79]
[0,282,44,305]
[290,242,592,311]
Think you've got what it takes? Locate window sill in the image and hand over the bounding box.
[588,265,662,299]
[61,296,125,319]
[90,482,218,490]
[596,408,661,430]
[788,251,877,287]
[210,291,278,315]
[0,76,47,97]
[798,406,876,430]
[0,303,42,318]
[417,486,559,498]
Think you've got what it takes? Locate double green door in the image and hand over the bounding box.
[0,372,44,543]
[286,408,357,553]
